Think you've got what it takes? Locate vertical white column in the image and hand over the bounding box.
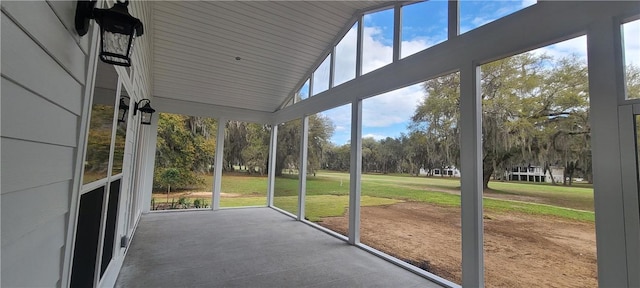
[213,118,226,210]
[393,4,402,62]
[348,100,363,245]
[141,113,159,213]
[448,0,459,39]
[298,116,309,220]
[62,23,101,288]
[356,15,364,77]
[618,105,640,288]
[267,124,278,207]
[587,18,629,287]
[330,47,336,89]
[459,64,484,287]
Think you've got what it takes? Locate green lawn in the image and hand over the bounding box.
[153,170,595,222]
[272,195,401,221]
[275,171,594,222]
[315,171,594,212]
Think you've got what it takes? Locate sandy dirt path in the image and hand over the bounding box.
[319,202,596,287]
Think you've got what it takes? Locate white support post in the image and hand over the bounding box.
[448,0,459,39]
[618,105,640,288]
[62,23,101,288]
[213,118,226,210]
[587,17,629,287]
[393,3,402,61]
[267,124,278,207]
[330,47,336,89]
[298,116,309,220]
[459,64,483,287]
[356,15,364,77]
[348,99,363,245]
[141,113,159,213]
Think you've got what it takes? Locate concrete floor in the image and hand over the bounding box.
[115,208,442,288]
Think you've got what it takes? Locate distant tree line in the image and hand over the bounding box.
[152,52,640,191]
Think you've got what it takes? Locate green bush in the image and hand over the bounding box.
[178,197,191,209]
[153,167,205,192]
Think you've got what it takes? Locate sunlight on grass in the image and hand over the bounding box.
[483,198,594,221]
[273,195,401,221]
[220,197,266,207]
[152,171,594,221]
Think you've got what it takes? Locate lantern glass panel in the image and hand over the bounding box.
[101,29,135,66]
[141,111,152,125]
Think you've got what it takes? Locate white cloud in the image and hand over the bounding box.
[335,125,347,132]
[319,104,351,129]
[326,23,429,130]
[362,27,394,74]
[531,35,587,62]
[521,0,537,8]
[363,133,387,141]
[471,16,491,27]
[401,38,433,58]
[334,27,357,86]
[333,25,438,74]
[312,55,331,95]
[362,83,423,128]
[495,6,513,16]
[623,19,640,66]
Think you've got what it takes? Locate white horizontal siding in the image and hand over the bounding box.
[1,13,83,115]
[1,214,67,287]
[46,0,90,54]
[1,138,75,195]
[1,77,78,147]
[1,3,90,286]
[129,0,153,100]
[1,181,71,246]
[1,0,87,83]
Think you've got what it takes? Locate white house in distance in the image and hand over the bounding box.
[1,1,639,288]
[506,166,564,183]
[420,167,462,178]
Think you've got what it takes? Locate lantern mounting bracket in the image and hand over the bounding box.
[75,0,144,66]
[74,0,96,36]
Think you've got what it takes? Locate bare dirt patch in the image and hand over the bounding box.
[319,202,596,287]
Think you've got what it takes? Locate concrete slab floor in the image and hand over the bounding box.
[115,207,443,288]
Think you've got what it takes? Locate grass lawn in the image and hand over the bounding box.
[152,170,595,222]
[315,171,594,211]
[273,195,401,221]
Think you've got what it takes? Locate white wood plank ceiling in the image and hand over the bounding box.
[152,1,393,113]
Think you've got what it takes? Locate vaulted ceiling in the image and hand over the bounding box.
[152,1,394,113]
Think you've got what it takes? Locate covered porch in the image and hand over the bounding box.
[115,208,440,288]
[2,1,640,287]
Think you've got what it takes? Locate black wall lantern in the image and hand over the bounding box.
[134,99,155,125]
[117,95,130,123]
[75,0,144,67]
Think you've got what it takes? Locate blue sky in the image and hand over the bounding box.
[312,1,639,145]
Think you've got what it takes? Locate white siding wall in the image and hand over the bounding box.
[0,1,154,287]
[1,1,88,286]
